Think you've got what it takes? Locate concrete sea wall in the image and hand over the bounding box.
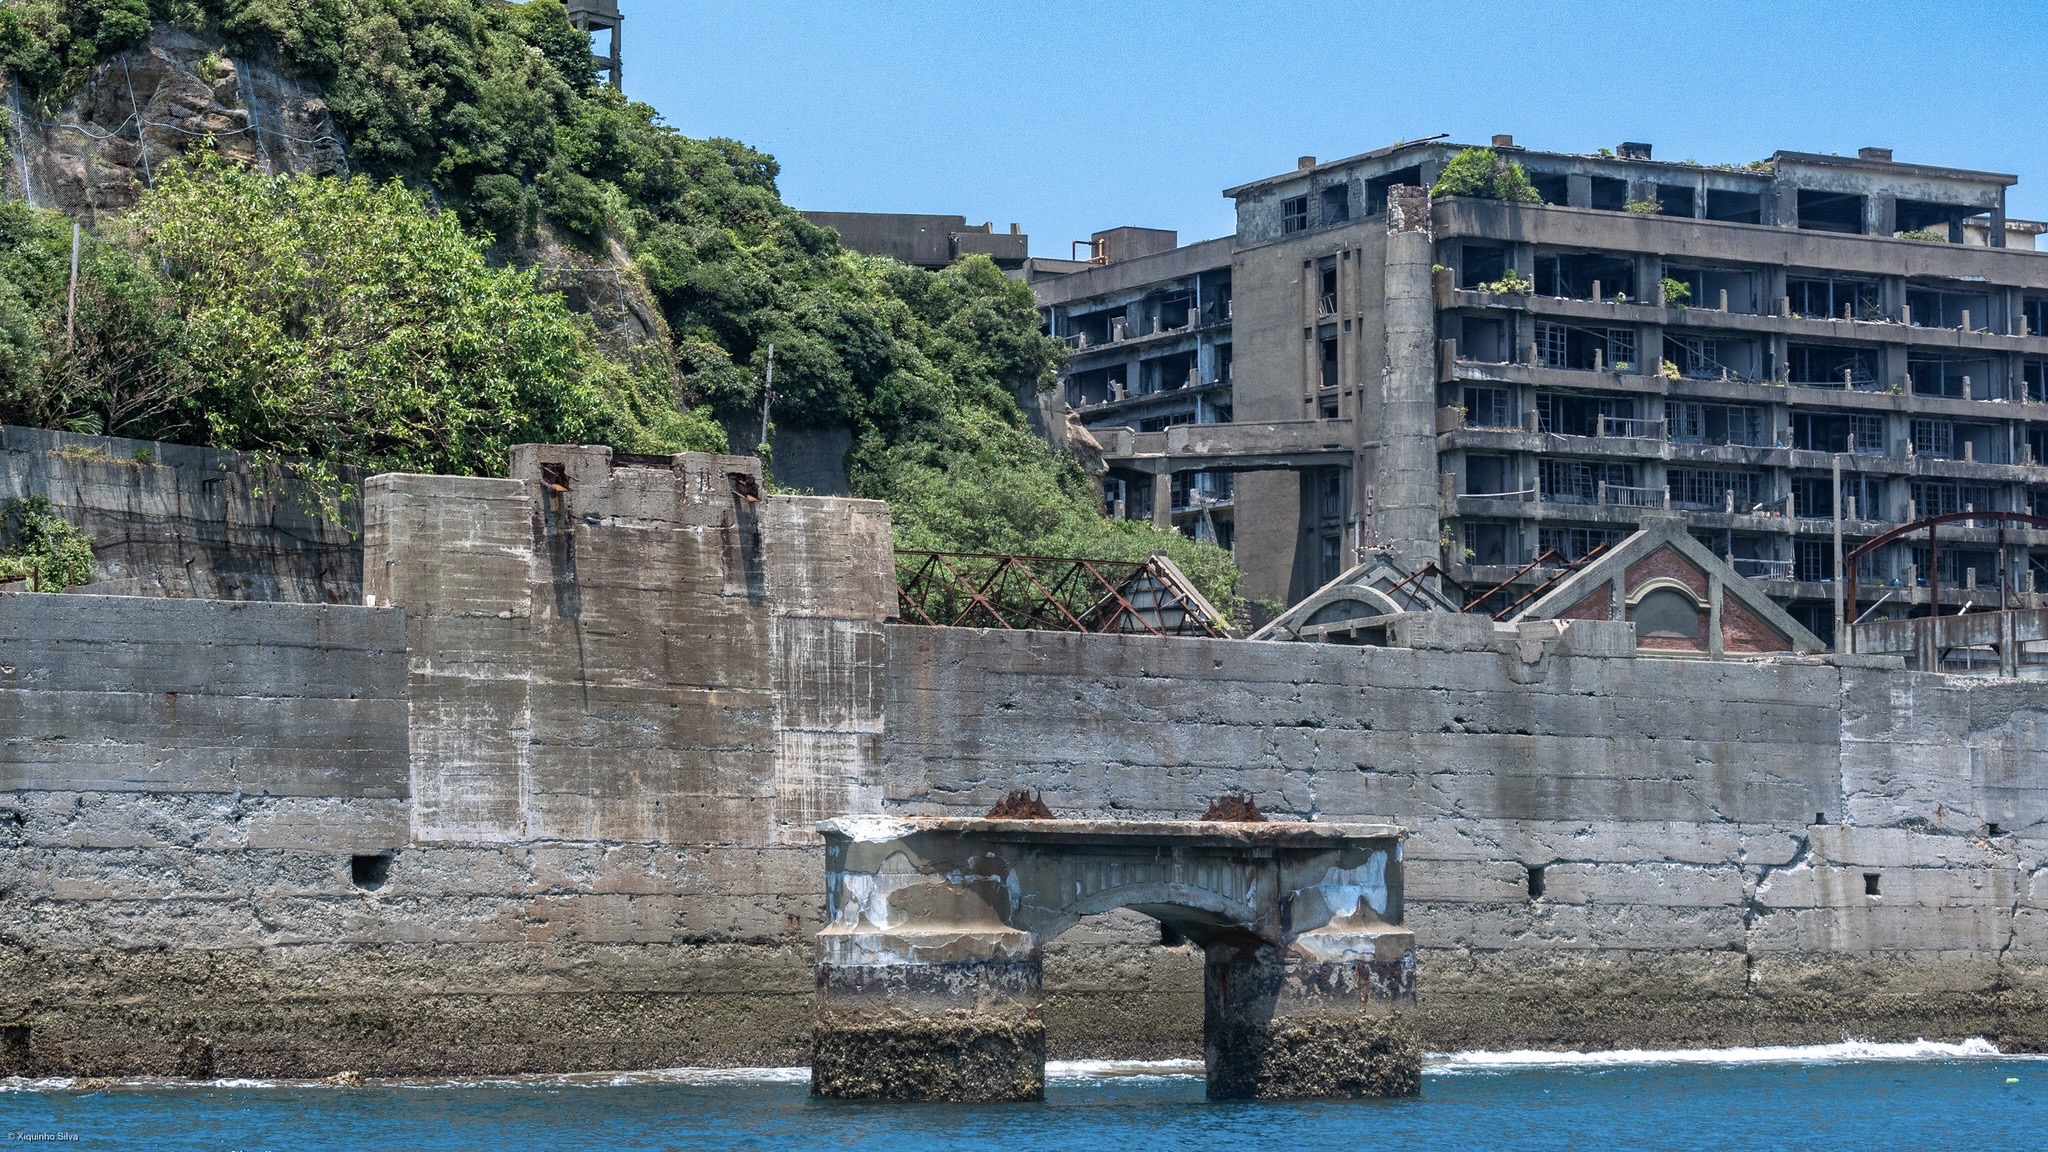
[2,440,2046,1075]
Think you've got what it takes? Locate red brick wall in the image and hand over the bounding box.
[1626,547,1708,597]
[1721,596,1792,654]
[1558,583,1611,621]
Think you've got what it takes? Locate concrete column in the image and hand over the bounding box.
[1868,194,1896,238]
[1153,472,1174,529]
[1204,931,1418,1100]
[1566,174,1592,208]
[1377,186,1443,570]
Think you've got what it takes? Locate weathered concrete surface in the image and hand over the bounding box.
[883,625,2048,1053]
[1,425,362,602]
[812,816,1416,1099]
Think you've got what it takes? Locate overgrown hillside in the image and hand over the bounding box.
[0,0,1238,603]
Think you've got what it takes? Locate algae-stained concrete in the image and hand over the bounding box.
[6,438,2048,1075]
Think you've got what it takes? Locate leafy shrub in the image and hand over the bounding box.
[0,495,95,590]
[1625,197,1663,215]
[1659,276,1691,306]
[1478,269,1533,295]
[1430,148,1543,203]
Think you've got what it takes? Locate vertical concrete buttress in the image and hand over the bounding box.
[1377,186,1442,570]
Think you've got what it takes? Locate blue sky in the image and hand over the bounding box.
[628,1,2048,255]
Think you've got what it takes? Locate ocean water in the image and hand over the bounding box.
[3,1041,2044,1151]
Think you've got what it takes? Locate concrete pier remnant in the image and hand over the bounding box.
[811,816,1417,1101]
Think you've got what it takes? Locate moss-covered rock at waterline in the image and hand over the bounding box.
[811,1012,1046,1101]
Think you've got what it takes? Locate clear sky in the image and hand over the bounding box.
[627,1,2048,256]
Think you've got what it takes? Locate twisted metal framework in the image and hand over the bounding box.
[893,550,1228,638]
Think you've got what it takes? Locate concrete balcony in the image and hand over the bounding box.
[1098,420,1354,475]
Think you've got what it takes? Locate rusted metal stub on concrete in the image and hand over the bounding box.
[986,790,1054,819]
[811,816,1418,1102]
[1201,792,1265,822]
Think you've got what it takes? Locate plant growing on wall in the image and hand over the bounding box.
[0,495,94,590]
[1659,276,1692,307]
[1430,149,1544,204]
[1658,359,1683,381]
[1625,198,1663,215]
[1899,229,1949,242]
[1478,269,1533,295]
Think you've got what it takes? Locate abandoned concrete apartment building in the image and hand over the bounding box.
[1025,136,2048,643]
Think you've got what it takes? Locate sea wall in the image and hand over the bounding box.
[883,621,2048,1053]
[3,439,2048,1076]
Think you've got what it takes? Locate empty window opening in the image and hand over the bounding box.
[1321,184,1351,226]
[1319,332,1340,390]
[1906,284,1992,330]
[1458,314,1510,363]
[1664,334,1760,381]
[1526,865,1546,899]
[1535,322,1636,372]
[1895,198,1970,241]
[1319,532,1343,585]
[1535,391,1636,437]
[1465,522,1512,566]
[1705,188,1762,223]
[1669,467,1765,511]
[1458,245,1508,290]
[1465,455,1512,496]
[1787,276,1881,321]
[351,854,392,891]
[1665,266,1759,313]
[2026,298,2048,337]
[1908,355,1991,400]
[1364,166,1423,215]
[1655,184,1695,216]
[1908,481,1994,520]
[1910,418,1955,460]
[1533,253,1637,301]
[1863,872,1881,897]
[1796,539,1829,583]
[1319,258,1340,316]
[1588,176,1628,211]
[1797,189,1866,234]
[1786,343,1878,389]
[1282,195,1310,235]
[1815,812,1827,825]
[1527,171,1569,205]
[1988,822,2003,837]
[1792,412,1886,456]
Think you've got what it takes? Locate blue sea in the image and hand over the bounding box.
[3,1041,2043,1151]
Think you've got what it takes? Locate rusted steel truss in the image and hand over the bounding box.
[893,550,1227,638]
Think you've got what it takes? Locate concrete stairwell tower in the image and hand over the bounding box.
[1376,185,1443,571]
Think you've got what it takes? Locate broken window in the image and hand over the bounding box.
[1793,474,1836,519]
[1669,401,1767,446]
[2028,425,2048,467]
[1539,459,1638,504]
[1462,386,1515,428]
[1704,188,1762,223]
[1364,165,1423,215]
[1527,171,1569,205]
[1906,283,1992,330]
[1895,198,1970,240]
[1319,330,1339,390]
[1457,314,1510,362]
[1786,343,1878,389]
[1320,534,1343,584]
[1787,276,1881,320]
[1321,184,1351,225]
[1910,419,1955,459]
[1796,538,1831,583]
[1909,481,1991,517]
[1791,412,1886,455]
[1535,322,1636,371]
[1588,176,1628,211]
[1535,391,1635,437]
[1797,189,1866,234]
[1319,258,1339,316]
[1539,525,1623,561]
[1464,522,1512,566]
[2026,298,2048,337]
[1840,474,1886,520]
[1465,455,1512,495]
[1669,467,1764,510]
[1214,343,1234,387]
[1533,253,1637,300]
[1665,265,1758,313]
[1282,195,1310,234]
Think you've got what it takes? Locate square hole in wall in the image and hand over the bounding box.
[1988,823,2002,837]
[351,854,392,891]
[1863,872,1881,897]
[1526,865,1546,900]
[1815,812,1826,826]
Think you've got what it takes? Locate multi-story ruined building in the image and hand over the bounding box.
[1038,136,2048,642]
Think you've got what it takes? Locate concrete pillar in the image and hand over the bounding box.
[1204,933,1419,1100]
[1153,472,1174,529]
[1377,186,1443,570]
[1868,194,1896,238]
[1566,174,1592,208]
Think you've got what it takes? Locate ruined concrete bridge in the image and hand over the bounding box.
[811,816,1418,1102]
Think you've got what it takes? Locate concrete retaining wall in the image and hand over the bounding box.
[4,441,2048,1073]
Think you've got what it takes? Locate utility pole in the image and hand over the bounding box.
[758,343,776,465]
[1832,449,1845,653]
[65,222,79,350]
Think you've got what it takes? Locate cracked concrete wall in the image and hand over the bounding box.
[0,454,896,1076]
[884,625,2048,1053]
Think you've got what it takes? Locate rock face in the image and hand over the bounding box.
[4,26,345,221]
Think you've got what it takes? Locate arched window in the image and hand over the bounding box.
[1631,586,1703,641]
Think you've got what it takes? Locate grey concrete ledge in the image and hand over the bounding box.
[819,815,1407,845]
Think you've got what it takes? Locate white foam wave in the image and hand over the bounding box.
[1426,1038,2017,1073]
[1046,1059,1204,1081]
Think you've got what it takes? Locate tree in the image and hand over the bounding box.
[1430,148,1544,203]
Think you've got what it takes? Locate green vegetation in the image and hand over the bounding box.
[1624,197,1662,215]
[1659,276,1691,307]
[0,495,95,589]
[1477,268,1533,296]
[0,1,1239,603]
[1899,228,1949,242]
[1430,148,1543,204]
